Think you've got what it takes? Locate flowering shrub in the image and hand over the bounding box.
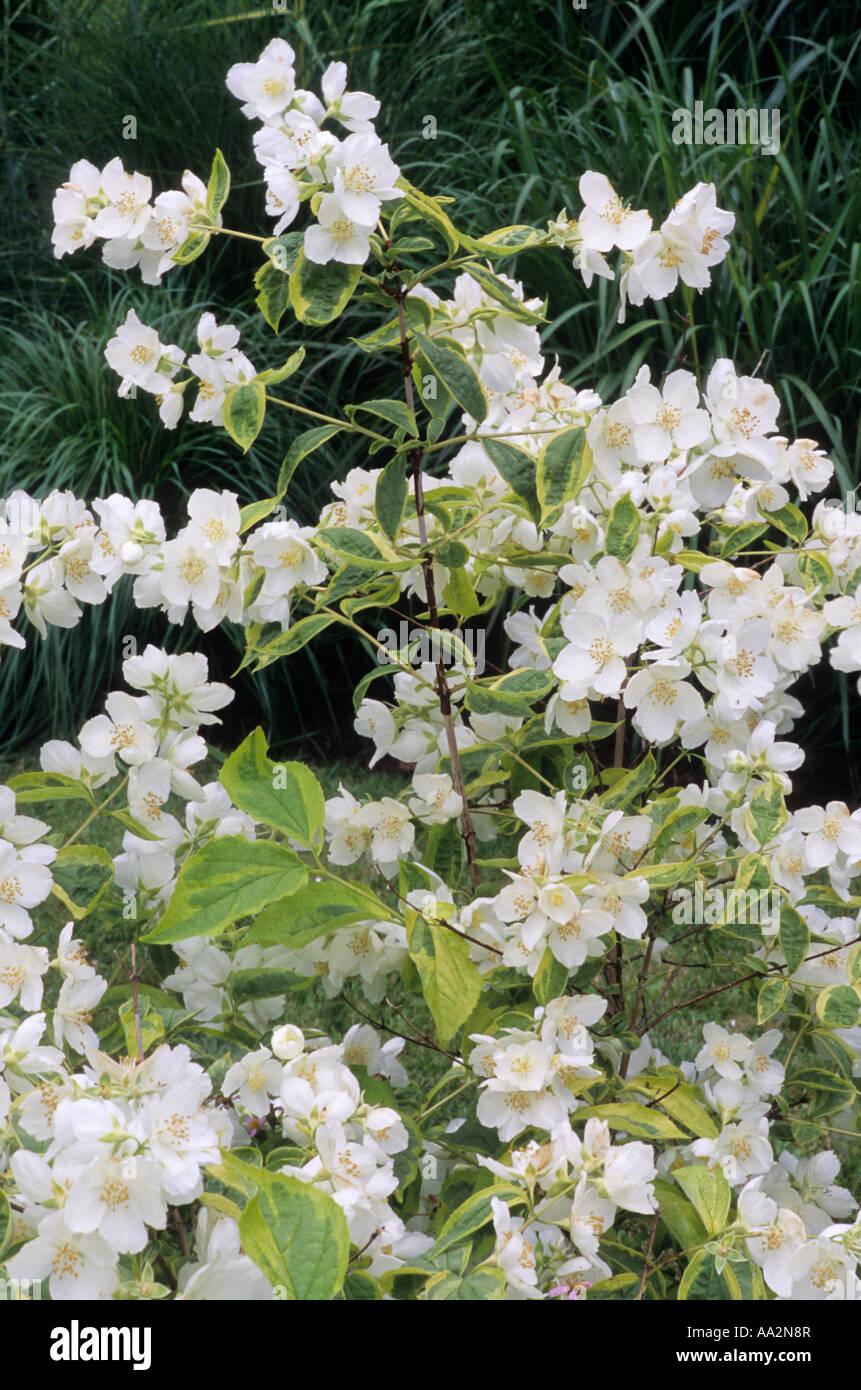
[1,36,860,1302]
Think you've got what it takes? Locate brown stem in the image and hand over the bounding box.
[394,287,480,889]
[635,1209,661,1301]
[643,933,861,1035]
[344,996,461,1062]
[169,1208,190,1258]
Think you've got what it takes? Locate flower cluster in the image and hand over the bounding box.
[549,172,735,323]
[51,158,213,285]
[6,38,861,1305]
[227,39,400,264]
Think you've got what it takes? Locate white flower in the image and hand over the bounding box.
[222,1048,283,1118]
[553,610,642,698]
[159,526,223,613]
[226,37,296,121]
[794,801,861,869]
[623,660,705,743]
[93,157,152,239]
[271,1024,305,1062]
[247,519,327,599]
[696,1022,751,1079]
[57,1145,166,1255]
[104,309,184,395]
[356,798,415,871]
[304,192,375,266]
[321,61,380,130]
[6,1210,119,1300]
[53,973,107,1052]
[0,840,54,939]
[330,131,400,224]
[80,691,158,766]
[577,171,652,253]
[408,772,462,825]
[0,941,49,1009]
[491,1197,540,1297]
[22,558,82,636]
[626,369,711,461]
[602,1141,657,1214]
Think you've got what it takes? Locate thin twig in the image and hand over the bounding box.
[636,1209,661,1301]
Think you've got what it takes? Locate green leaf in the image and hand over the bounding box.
[206,148,231,218]
[627,1077,718,1139]
[441,564,479,618]
[789,1066,856,1118]
[351,297,432,353]
[604,494,641,561]
[7,771,92,804]
[431,1183,526,1258]
[779,903,810,974]
[244,877,393,950]
[796,549,833,594]
[230,968,311,1001]
[673,1165,731,1236]
[744,780,787,846]
[0,1189,11,1262]
[222,380,266,453]
[348,399,417,436]
[240,1173,349,1300]
[651,805,710,860]
[50,844,114,921]
[426,1267,507,1299]
[599,752,656,810]
[220,728,324,847]
[573,1103,686,1141]
[288,251,361,325]
[674,549,711,572]
[375,457,408,542]
[343,1271,382,1300]
[763,504,807,544]
[278,424,342,495]
[458,224,546,258]
[317,526,393,569]
[678,1250,730,1301]
[256,347,305,387]
[816,984,861,1028]
[407,913,482,1046]
[464,668,554,716]
[757,976,788,1023]
[171,229,211,265]
[720,522,767,558]
[412,333,487,424]
[397,180,459,254]
[533,946,569,1005]
[536,426,591,520]
[255,234,303,331]
[457,263,545,322]
[254,264,290,332]
[249,613,338,671]
[481,437,540,523]
[652,1177,707,1250]
[118,996,163,1058]
[142,837,307,945]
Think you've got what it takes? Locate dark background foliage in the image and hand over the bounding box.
[1,0,859,797]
